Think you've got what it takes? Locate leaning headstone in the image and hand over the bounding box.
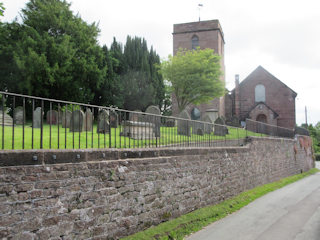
[177,110,191,136]
[33,107,42,128]
[97,109,110,133]
[62,110,72,128]
[14,106,25,125]
[202,114,213,134]
[109,110,118,128]
[70,110,85,132]
[214,117,228,136]
[84,109,93,131]
[0,110,13,126]
[46,110,59,125]
[145,105,161,137]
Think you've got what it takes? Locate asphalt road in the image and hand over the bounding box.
[187,164,320,240]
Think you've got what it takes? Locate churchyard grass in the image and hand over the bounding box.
[0,124,262,150]
[121,168,319,240]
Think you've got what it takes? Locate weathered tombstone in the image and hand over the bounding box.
[70,110,85,132]
[192,121,205,136]
[226,116,240,127]
[97,109,109,134]
[46,110,59,125]
[14,106,25,125]
[166,119,175,127]
[205,109,219,123]
[214,117,228,136]
[0,110,13,126]
[62,110,72,128]
[145,105,161,137]
[122,121,155,139]
[177,110,191,136]
[129,110,144,122]
[84,109,93,131]
[109,110,118,128]
[202,114,213,134]
[33,107,42,128]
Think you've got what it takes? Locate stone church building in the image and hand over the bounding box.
[172,19,297,129]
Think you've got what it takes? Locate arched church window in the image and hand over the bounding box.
[191,35,199,50]
[255,84,266,102]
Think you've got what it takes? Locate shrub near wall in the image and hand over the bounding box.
[0,136,314,239]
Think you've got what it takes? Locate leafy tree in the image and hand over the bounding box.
[161,48,224,113]
[121,70,155,111]
[92,45,123,107]
[0,2,4,17]
[0,0,106,103]
[108,36,165,110]
[307,123,320,153]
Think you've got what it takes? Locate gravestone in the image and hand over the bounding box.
[122,121,155,139]
[166,119,175,127]
[202,114,213,134]
[109,110,118,128]
[46,110,59,125]
[226,116,240,127]
[33,107,42,128]
[192,121,204,136]
[70,110,85,132]
[0,110,13,126]
[129,110,144,122]
[205,109,219,123]
[177,110,191,136]
[97,109,109,133]
[84,109,93,131]
[62,110,72,128]
[145,105,161,137]
[14,106,25,125]
[214,117,228,136]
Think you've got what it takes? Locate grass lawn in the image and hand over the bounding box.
[121,168,319,240]
[0,123,263,150]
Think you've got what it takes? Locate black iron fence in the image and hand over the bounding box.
[0,91,306,151]
[245,119,295,138]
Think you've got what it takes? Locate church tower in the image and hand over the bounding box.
[172,20,225,119]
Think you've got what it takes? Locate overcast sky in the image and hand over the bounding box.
[1,0,320,125]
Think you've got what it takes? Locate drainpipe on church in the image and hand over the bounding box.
[235,74,240,118]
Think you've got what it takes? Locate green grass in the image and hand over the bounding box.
[0,123,263,150]
[122,168,319,240]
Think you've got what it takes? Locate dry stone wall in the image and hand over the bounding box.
[0,136,314,239]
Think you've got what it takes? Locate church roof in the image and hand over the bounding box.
[237,66,297,97]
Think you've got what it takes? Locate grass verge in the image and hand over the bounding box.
[0,124,262,150]
[122,168,319,240]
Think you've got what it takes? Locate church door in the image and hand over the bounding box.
[256,114,267,123]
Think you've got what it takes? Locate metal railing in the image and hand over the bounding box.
[0,91,303,151]
[245,119,295,138]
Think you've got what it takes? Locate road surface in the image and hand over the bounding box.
[187,164,320,240]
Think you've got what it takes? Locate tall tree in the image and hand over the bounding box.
[0,2,4,17]
[161,48,224,112]
[92,45,123,107]
[119,36,165,110]
[0,0,106,103]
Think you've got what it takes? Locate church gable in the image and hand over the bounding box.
[230,65,297,129]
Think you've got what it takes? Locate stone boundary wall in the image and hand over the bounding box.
[0,136,314,239]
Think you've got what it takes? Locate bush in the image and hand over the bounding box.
[315,153,320,161]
